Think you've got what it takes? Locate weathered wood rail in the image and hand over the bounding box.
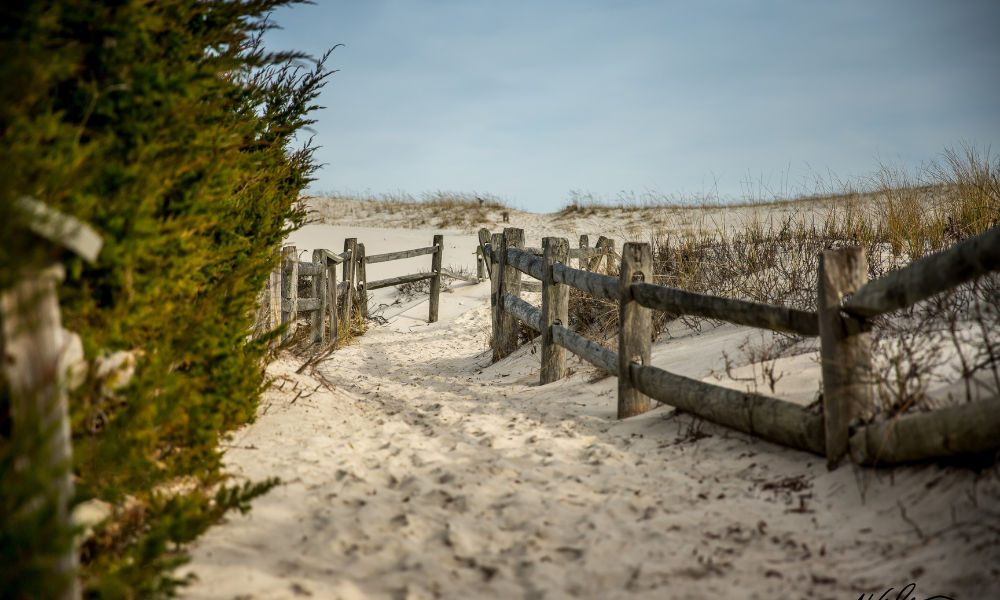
[270,234,488,344]
[481,225,1000,468]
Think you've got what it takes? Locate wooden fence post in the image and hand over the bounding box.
[476,246,486,282]
[541,237,569,384]
[818,247,873,469]
[356,243,368,321]
[429,234,443,323]
[579,235,589,270]
[618,242,653,419]
[497,228,524,360]
[590,236,611,272]
[326,252,339,347]
[268,263,281,333]
[311,249,326,344]
[342,238,356,332]
[603,238,617,275]
[490,232,503,361]
[1,268,81,600]
[280,246,298,343]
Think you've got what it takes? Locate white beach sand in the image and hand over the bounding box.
[178,210,1000,599]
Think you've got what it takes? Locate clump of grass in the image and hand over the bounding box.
[933,142,1000,238]
[392,265,474,301]
[304,190,512,233]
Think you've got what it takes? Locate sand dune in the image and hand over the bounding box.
[179,215,999,599]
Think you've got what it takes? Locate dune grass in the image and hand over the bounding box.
[560,143,999,420]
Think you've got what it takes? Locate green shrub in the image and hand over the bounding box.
[1,1,334,597]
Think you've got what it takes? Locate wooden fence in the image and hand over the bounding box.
[480,225,1000,469]
[273,235,488,343]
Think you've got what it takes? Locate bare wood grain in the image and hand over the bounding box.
[552,263,619,301]
[552,325,619,376]
[631,282,819,336]
[429,235,443,323]
[366,271,436,291]
[618,242,653,419]
[312,250,326,343]
[631,363,826,455]
[490,232,503,361]
[280,246,298,343]
[844,224,1000,317]
[541,238,569,385]
[503,292,541,332]
[342,239,356,332]
[505,246,544,280]
[850,396,1000,465]
[497,228,524,359]
[365,245,439,264]
[818,247,873,469]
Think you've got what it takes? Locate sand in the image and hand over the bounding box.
[178,210,1000,599]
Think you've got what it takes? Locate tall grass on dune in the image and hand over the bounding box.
[564,146,999,419]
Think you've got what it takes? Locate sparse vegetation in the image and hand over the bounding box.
[559,144,999,422]
[305,190,513,233]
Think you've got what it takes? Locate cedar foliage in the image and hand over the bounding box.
[0,1,334,597]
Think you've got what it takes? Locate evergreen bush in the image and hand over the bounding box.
[1,1,334,597]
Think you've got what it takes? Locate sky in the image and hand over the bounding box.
[261,0,1000,213]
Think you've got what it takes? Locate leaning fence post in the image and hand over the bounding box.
[326,251,339,346]
[579,235,590,270]
[356,243,368,321]
[429,234,444,322]
[280,246,298,343]
[541,237,569,384]
[342,238,356,332]
[489,232,503,360]
[604,238,617,275]
[311,249,326,344]
[618,242,653,419]
[818,247,873,469]
[590,235,610,272]
[496,228,524,360]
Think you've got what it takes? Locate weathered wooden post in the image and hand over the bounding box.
[817,247,873,469]
[356,243,368,321]
[268,264,281,333]
[589,235,610,272]
[429,234,443,323]
[603,238,617,275]
[496,228,524,360]
[2,197,102,600]
[311,250,327,344]
[618,242,653,419]
[280,246,298,343]
[579,235,590,271]
[476,246,486,282]
[540,237,569,384]
[2,269,81,600]
[342,238,356,332]
[489,232,503,359]
[326,251,339,347]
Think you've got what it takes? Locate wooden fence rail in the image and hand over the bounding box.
[271,235,487,344]
[482,225,1000,468]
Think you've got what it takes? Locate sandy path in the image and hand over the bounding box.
[179,278,999,600]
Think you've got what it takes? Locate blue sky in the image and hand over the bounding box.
[262,0,1000,213]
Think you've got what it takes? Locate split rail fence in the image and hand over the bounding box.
[479,225,1000,469]
[270,235,487,344]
